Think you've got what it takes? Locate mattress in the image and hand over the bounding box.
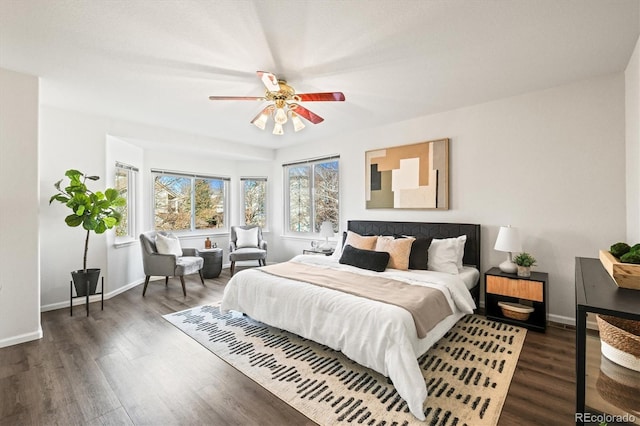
[221,255,476,420]
[401,265,479,290]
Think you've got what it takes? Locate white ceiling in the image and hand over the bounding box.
[1,0,638,149]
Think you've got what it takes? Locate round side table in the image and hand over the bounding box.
[199,248,223,278]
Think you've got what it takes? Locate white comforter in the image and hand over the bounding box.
[220,255,476,421]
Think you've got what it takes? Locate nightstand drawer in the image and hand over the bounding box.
[486,275,543,302]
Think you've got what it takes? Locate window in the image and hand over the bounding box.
[241,177,267,228]
[114,162,138,240]
[284,156,339,235]
[152,169,229,232]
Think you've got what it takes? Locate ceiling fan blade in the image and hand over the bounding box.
[256,71,281,92]
[297,92,345,102]
[290,104,324,124]
[208,96,266,101]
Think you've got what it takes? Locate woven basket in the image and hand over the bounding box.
[596,355,640,415]
[498,302,534,321]
[596,315,640,372]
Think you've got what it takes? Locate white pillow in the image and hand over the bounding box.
[236,227,259,248]
[330,240,343,260]
[454,235,467,270]
[428,235,466,274]
[155,233,183,257]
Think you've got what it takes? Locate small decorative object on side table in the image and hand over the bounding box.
[513,252,537,278]
[303,247,334,256]
[484,267,548,332]
[199,248,223,278]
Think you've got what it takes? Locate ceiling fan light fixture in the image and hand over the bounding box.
[291,112,305,132]
[209,71,345,136]
[252,112,269,130]
[274,107,288,125]
[272,122,284,135]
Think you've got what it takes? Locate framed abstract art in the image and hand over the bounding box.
[365,138,449,209]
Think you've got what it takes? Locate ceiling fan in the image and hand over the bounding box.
[208,71,345,135]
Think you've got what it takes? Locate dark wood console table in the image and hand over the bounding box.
[575,257,640,425]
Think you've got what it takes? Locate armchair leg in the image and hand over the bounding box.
[230,261,235,277]
[142,276,151,296]
[165,276,169,286]
[199,270,205,286]
[179,276,186,297]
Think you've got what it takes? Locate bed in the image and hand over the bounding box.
[220,220,481,421]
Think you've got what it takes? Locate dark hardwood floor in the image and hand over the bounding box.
[0,268,576,425]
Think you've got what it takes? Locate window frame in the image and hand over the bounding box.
[240,177,268,230]
[151,169,230,234]
[114,162,138,243]
[283,155,340,238]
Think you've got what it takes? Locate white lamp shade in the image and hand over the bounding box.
[494,226,522,253]
[319,221,334,238]
[291,113,306,132]
[251,113,268,130]
[272,122,284,135]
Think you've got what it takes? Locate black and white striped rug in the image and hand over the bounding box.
[164,305,525,425]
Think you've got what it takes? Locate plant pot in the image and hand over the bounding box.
[71,269,101,296]
[517,266,531,277]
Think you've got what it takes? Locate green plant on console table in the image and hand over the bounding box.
[620,251,640,264]
[49,169,126,271]
[610,242,631,258]
[513,252,537,267]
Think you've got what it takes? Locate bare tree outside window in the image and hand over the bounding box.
[154,175,191,230]
[153,172,228,232]
[114,163,138,240]
[314,161,339,232]
[285,158,339,235]
[288,166,311,232]
[114,168,129,237]
[242,178,267,228]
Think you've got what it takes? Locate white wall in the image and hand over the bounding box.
[105,136,145,295]
[40,106,274,309]
[0,68,41,347]
[626,35,640,243]
[273,73,627,324]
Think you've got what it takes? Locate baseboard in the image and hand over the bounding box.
[548,313,575,327]
[0,326,43,348]
[478,301,579,329]
[40,278,145,312]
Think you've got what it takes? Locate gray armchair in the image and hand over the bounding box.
[139,231,205,296]
[229,225,267,276]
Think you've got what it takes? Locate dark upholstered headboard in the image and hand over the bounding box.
[347,220,481,269]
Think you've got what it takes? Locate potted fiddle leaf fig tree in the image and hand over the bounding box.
[50,169,126,296]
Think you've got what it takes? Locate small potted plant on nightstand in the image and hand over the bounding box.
[513,252,537,277]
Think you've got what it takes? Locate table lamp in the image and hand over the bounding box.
[319,221,334,250]
[494,225,522,273]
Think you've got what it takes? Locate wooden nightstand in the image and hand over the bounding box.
[484,267,548,332]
